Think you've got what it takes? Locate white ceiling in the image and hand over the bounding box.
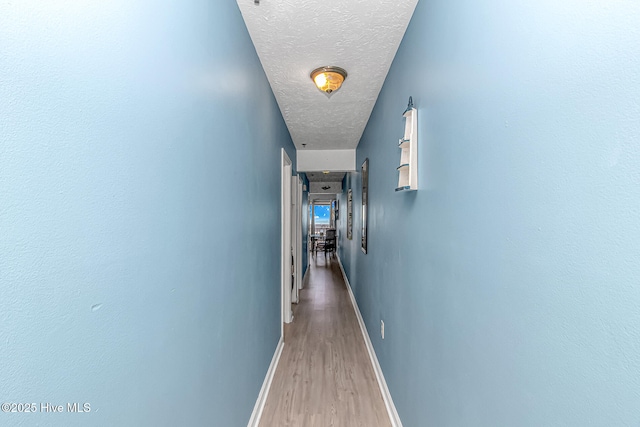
[306,172,345,182]
[237,0,418,152]
[307,172,345,195]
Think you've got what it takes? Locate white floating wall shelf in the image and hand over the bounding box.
[396,97,418,192]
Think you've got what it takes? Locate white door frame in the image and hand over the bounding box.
[291,175,298,304]
[296,177,303,291]
[291,176,303,302]
[281,149,293,330]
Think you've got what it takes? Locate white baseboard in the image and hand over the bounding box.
[247,337,284,427]
[336,256,404,427]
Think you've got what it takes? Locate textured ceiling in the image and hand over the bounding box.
[237,0,418,151]
[306,172,345,182]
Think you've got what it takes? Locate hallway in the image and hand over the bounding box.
[259,255,391,427]
[3,2,639,425]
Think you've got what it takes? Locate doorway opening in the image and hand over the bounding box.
[309,198,338,257]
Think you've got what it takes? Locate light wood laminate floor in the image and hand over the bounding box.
[259,254,391,427]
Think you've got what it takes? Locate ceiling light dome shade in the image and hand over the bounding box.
[310,66,347,95]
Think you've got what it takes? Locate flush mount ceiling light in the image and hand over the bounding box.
[310,66,348,96]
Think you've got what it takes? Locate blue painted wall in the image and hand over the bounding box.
[0,2,294,426]
[340,1,640,425]
[337,174,356,285]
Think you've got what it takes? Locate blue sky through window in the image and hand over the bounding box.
[314,205,330,224]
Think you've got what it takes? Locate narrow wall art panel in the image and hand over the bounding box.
[347,189,353,240]
[361,158,368,253]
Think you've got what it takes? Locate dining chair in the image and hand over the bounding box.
[323,229,336,256]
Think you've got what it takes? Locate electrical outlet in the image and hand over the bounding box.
[381,320,385,339]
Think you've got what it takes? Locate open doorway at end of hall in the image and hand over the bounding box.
[309,199,337,257]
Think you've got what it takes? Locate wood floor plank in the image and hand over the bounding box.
[259,255,391,427]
